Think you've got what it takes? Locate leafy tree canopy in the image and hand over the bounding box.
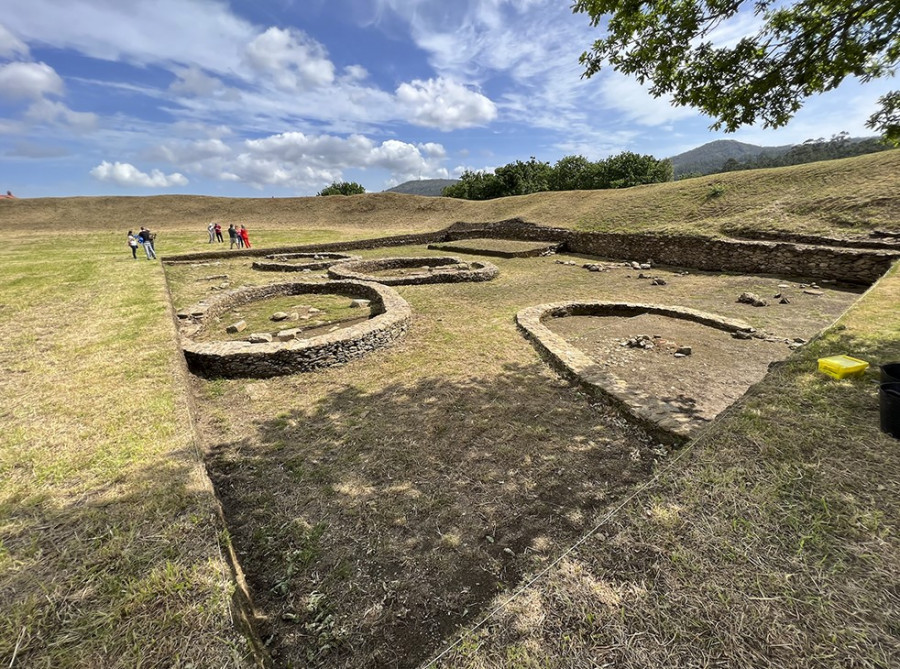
[573,0,900,143]
[316,181,366,196]
[442,152,672,200]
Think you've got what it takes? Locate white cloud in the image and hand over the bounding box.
[2,0,256,74]
[90,161,188,188]
[396,77,496,130]
[244,27,335,91]
[0,22,28,57]
[169,66,240,100]
[597,72,698,127]
[146,138,232,168]
[25,99,98,131]
[150,131,450,189]
[0,61,63,100]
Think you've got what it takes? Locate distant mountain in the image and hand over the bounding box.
[669,140,792,176]
[385,179,459,197]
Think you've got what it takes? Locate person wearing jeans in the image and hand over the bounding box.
[139,227,157,260]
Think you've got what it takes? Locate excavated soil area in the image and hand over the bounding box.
[547,313,787,423]
[168,246,865,668]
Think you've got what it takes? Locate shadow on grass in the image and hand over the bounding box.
[205,362,661,668]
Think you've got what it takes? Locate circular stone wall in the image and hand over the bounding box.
[252,252,361,272]
[327,256,498,285]
[180,280,410,378]
[516,301,754,443]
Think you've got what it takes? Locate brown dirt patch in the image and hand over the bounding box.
[548,313,788,422]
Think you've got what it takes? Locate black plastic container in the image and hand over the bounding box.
[881,382,900,439]
[881,363,900,383]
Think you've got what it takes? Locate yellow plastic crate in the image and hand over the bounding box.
[818,355,869,379]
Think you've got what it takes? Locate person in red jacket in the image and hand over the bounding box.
[214,221,223,243]
[239,224,251,248]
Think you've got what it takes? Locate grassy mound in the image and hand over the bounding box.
[1,151,897,239]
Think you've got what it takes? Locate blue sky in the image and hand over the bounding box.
[0,0,895,197]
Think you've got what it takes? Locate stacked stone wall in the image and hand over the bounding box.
[180,280,410,378]
[327,256,499,285]
[163,218,899,284]
[516,301,754,444]
[445,219,898,284]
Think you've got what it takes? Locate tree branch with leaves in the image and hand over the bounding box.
[573,0,900,143]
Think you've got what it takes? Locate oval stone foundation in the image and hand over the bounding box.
[252,252,361,272]
[327,256,498,285]
[180,280,410,378]
[516,301,757,443]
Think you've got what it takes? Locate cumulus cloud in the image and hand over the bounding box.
[169,66,240,100]
[90,161,188,188]
[0,61,63,100]
[152,131,449,189]
[244,27,335,91]
[25,99,98,131]
[396,77,496,130]
[0,22,28,58]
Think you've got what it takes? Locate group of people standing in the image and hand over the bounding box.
[208,222,251,249]
[127,227,157,259]
[126,222,251,260]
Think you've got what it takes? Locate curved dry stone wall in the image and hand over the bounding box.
[516,301,754,444]
[179,280,411,378]
[426,239,561,258]
[327,256,499,285]
[252,252,361,272]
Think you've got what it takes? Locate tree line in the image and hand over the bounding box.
[718,133,894,175]
[441,152,673,200]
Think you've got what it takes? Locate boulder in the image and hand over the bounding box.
[737,292,768,307]
[248,333,273,343]
[271,311,289,321]
[275,328,301,341]
[350,299,371,309]
[225,320,247,334]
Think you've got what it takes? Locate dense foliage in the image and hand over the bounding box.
[574,0,900,143]
[442,152,672,200]
[316,181,366,196]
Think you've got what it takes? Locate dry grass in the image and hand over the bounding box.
[168,246,864,668]
[1,151,898,240]
[0,152,898,668]
[0,233,251,667]
[431,263,900,668]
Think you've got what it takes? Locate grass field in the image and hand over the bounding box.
[0,152,898,668]
[165,247,867,668]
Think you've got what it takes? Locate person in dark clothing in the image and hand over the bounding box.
[228,224,238,249]
[214,222,224,243]
[138,226,157,260]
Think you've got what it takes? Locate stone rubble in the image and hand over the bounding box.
[737,292,768,307]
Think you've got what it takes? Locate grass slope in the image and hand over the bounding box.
[1,151,898,240]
